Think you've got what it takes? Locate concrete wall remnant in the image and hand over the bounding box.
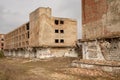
[82,38,120,61]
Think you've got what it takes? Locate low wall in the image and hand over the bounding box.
[4,47,78,59]
[71,60,120,73]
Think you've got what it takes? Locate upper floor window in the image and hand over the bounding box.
[1,39,4,41]
[1,43,4,46]
[60,20,64,24]
[55,20,59,25]
[60,39,64,43]
[55,39,59,43]
[26,23,29,30]
[60,30,64,33]
[55,29,59,33]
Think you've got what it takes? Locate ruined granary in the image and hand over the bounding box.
[0,34,4,50]
[72,0,120,73]
[4,7,78,58]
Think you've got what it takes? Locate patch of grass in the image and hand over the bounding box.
[0,50,5,58]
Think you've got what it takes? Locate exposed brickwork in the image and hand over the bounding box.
[82,0,120,40]
[82,0,107,24]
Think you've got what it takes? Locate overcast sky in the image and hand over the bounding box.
[0,0,82,38]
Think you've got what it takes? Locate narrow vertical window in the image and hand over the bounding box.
[55,20,59,25]
[60,20,64,24]
[26,23,29,30]
[60,30,64,33]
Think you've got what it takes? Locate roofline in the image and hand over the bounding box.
[6,22,29,35]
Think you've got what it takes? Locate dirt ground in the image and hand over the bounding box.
[0,57,119,80]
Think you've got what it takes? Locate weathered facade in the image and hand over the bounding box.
[82,38,120,61]
[4,7,78,58]
[72,0,120,73]
[82,0,120,61]
[30,8,77,48]
[0,34,4,50]
[4,22,30,50]
[82,0,120,40]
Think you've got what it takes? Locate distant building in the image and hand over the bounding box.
[0,34,4,50]
[4,7,78,58]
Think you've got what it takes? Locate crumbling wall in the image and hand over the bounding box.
[82,37,120,61]
[82,0,120,40]
[4,47,78,59]
[82,40,105,60]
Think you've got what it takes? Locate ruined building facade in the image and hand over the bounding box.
[4,22,29,50]
[82,0,120,61]
[4,7,77,58]
[0,34,4,50]
[72,0,120,73]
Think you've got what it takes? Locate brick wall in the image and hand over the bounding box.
[82,0,120,40]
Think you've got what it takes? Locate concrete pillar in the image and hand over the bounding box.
[8,51,12,56]
[21,50,25,58]
[24,50,30,58]
[64,48,78,57]
[4,51,9,56]
[12,50,16,57]
[17,50,22,57]
[29,51,35,58]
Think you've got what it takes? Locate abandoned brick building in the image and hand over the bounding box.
[82,0,120,61]
[4,7,77,58]
[72,0,120,72]
[0,34,4,50]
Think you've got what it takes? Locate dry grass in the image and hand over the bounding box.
[0,57,119,80]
